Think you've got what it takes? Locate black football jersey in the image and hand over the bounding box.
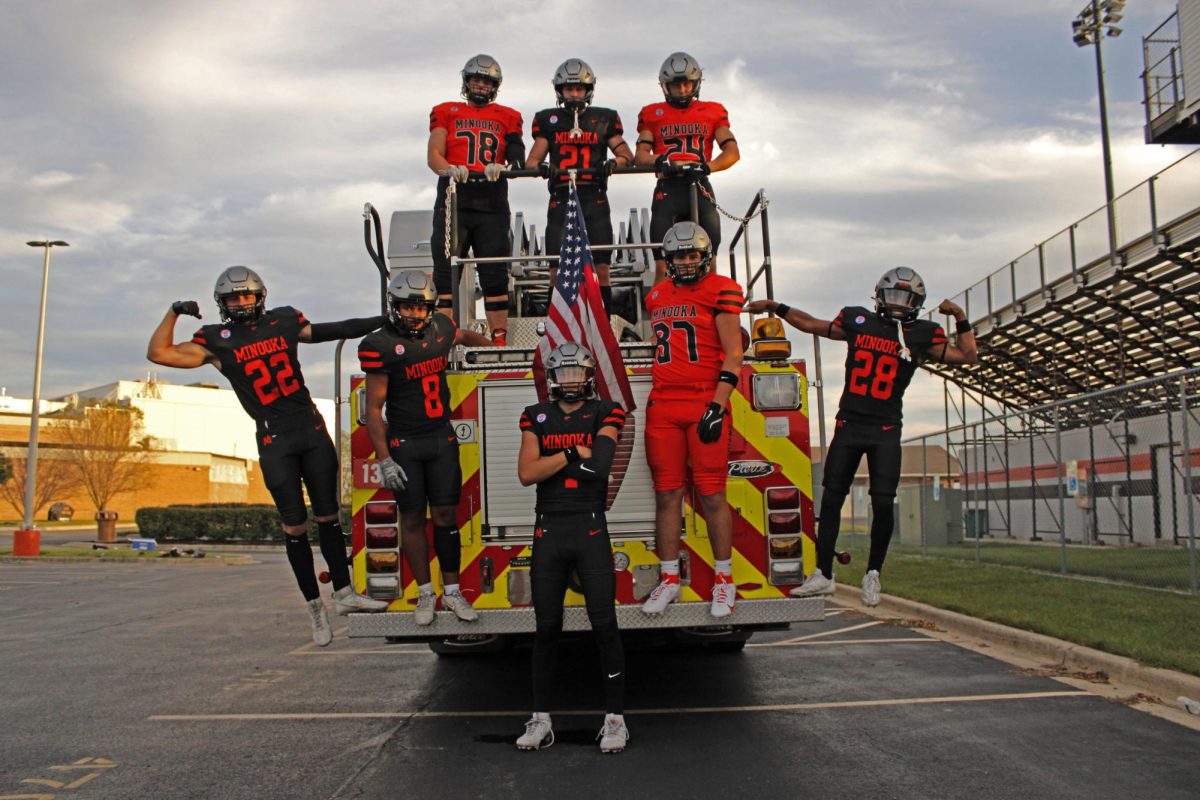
[358,314,458,437]
[532,106,624,191]
[191,307,315,426]
[519,399,626,513]
[833,306,948,425]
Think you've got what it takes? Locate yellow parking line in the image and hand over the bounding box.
[147,690,1092,722]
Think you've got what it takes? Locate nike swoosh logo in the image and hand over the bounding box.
[588,529,603,536]
[607,672,621,679]
[436,337,446,342]
[882,425,896,430]
[579,464,595,473]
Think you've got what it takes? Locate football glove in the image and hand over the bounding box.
[677,161,711,175]
[654,154,681,176]
[440,165,469,183]
[602,158,620,175]
[377,457,408,492]
[537,162,560,181]
[172,300,201,318]
[697,402,725,444]
[484,162,508,182]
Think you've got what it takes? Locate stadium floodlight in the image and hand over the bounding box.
[19,239,69,534]
[1071,0,1119,267]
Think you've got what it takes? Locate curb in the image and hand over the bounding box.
[833,584,1200,708]
[0,554,257,566]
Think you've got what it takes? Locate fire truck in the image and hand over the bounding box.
[343,175,824,653]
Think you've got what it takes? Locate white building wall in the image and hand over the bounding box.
[1181,0,1200,117]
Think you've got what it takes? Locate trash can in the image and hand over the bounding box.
[95,509,118,543]
[49,502,74,521]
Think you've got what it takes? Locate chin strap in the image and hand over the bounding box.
[570,109,582,139]
[893,317,912,362]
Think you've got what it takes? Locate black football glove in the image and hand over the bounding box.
[697,402,725,444]
[602,158,620,176]
[676,160,711,176]
[537,162,560,181]
[172,300,201,318]
[654,154,682,176]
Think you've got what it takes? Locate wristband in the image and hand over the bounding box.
[563,446,581,464]
[956,319,972,335]
[718,370,739,388]
[774,303,791,317]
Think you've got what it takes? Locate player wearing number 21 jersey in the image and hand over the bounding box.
[746,268,977,608]
[147,266,390,647]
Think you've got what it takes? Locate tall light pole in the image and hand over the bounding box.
[19,240,69,536]
[1073,0,1125,268]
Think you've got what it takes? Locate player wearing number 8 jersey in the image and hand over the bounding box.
[359,271,494,625]
[746,267,977,606]
[148,266,391,647]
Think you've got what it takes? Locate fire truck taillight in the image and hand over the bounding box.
[751,372,801,410]
[766,486,801,509]
[367,551,399,573]
[364,501,397,525]
[766,483,804,585]
[751,318,792,360]
[363,500,400,599]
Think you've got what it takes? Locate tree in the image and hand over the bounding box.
[0,447,83,522]
[0,451,11,485]
[56,402,155,512]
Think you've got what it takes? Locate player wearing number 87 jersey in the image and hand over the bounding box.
[359,270,495,624]
[746,267,978,607]
[147,266,391,647]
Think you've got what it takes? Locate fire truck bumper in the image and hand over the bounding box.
[346,597,825,639]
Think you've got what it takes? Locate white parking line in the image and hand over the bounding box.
[755,620,886,646]
[147,690,1092,722]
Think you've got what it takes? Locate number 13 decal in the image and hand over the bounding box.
[245,352,301,405]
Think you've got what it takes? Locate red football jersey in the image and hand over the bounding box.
[637,100,731,162]
[429,101,524,170]
[645,272,744,389]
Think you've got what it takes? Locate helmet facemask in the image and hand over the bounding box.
[214,266,268,324]
[659,52,703,108]
[390,300,434,337]
[873,267,927,322]
[548,363,595,402]
[666,249,711,284]
[219,291,265,324]
[461,54,502,105]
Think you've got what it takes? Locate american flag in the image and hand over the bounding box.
[532,182,636,411]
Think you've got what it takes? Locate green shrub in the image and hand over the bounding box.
[134,505,352,542]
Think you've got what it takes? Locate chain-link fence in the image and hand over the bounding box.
[897,369,1200,594]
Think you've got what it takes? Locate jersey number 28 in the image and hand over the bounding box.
[848,351,898,400]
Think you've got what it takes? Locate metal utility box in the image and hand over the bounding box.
[898,484,963,546]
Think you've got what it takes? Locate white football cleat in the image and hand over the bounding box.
[861,570,882,607]
[597,713,629,754]
[516,713,554,751]
[710,575,736,619]
[414,592,436,626]
[331,585,389,615]
[306,598,332,647]
[641,578,681,615]
[789,571,836,597]
[442,590,479,622]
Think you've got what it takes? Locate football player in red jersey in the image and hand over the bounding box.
[427,54,525,346]
[634,52,740,287]
[147,266,390,646]
[359,271,495,626]
[641,222,745,619]
[747,268,978,606]
[525,58,634,316]
[514,343,629,753]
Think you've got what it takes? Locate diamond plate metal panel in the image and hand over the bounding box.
[347,597,824,638]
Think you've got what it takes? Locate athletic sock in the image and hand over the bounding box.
[659,559,680,580]
[444,583,460,594]
[284,533,320,601]
[418,582,434,596]
[713,558,732,577]
[316,519,350,591]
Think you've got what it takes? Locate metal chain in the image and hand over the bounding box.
[699,183,768,224]
[443,180,456,259]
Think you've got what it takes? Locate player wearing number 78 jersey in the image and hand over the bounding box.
[148,266,392,647]
[746,267,977,607]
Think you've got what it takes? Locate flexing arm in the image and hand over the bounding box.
[930,299,978,365]
[708,126,740,173]
[745,299,845,340]
[517,431,593,486]
[300,316,385,344]
[146,306,217,369]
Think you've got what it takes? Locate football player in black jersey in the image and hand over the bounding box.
[525,58,634,316]
[358,270,494,626]
[147,266,390,646]
[747,267,977,606]
[513,343,629,754]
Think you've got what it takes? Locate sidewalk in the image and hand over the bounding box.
[834,583,1200,730]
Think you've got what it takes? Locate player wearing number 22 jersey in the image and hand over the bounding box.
[746,267,977,607]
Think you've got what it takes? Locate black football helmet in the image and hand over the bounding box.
[461,54,502,104]
[662,221,713,284]
[874,267,927,321]
[659,52,703,108]
[214,266,267,324]
[553,58,596,110]
[387,270,437,336]
[546,342,597,402]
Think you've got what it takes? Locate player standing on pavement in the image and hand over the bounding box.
[427,54,525,345]
[147,266,390,646]
[746,267,978,605]
[358,271,494,625]
[640,222,745,619]
[514,343,629,754]
[526,58,635,316]
[634,52,740,287]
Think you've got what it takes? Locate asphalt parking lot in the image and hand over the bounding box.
[1,555,1197,800]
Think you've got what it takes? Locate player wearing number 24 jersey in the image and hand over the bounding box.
[746,268,978,607]
[147,266,390,646]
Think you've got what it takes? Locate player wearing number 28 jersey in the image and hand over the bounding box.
[746,268,978,607]
[147,266,390,646]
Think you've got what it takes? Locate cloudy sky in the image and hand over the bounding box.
[0,0,1189,438]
